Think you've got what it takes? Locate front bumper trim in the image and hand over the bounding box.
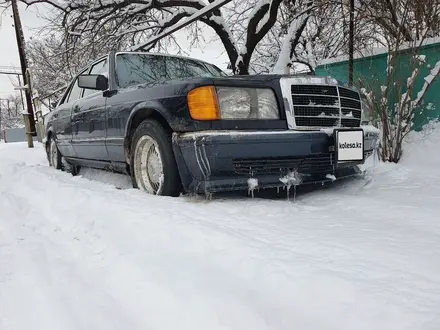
[172,126,380,194]
[176,125,380,140]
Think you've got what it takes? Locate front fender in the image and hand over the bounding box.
[45,126,55,141]
[124,100,174,137]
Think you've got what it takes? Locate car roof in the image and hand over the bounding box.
[77,51,223,76]
[116,51,221,68]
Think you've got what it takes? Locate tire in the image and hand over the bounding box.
[48,137,62,170]
[130,119,181,197]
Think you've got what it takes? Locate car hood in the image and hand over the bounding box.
[214,74,357,91]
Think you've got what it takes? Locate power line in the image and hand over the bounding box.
[0,66,21,70]
[0,70,22,75]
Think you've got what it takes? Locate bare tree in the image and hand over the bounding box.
[250,0,314,74]
[0,94,24,129]
[252,0,386,74]
[362,48,439,163]
[358,0,440,163]
[14,0,293,75]
[282,0,346,73]
[357,0,440,43]
[26,31,124,98]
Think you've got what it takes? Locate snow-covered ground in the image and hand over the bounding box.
[1,127,440,330]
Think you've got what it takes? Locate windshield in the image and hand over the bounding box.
[116,53,226,89]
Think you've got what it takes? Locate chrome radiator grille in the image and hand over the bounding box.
[290,85,362,128]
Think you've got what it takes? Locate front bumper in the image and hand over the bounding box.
[172,126,380,194]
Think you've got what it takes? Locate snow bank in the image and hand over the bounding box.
[401,120,440,166]
[1,135,440,330]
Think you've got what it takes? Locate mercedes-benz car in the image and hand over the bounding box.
[43,51,380,196]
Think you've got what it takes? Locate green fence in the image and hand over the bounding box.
[315,41,440,131]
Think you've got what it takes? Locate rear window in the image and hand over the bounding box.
[116,53,226,88]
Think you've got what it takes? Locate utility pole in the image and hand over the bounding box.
[348,0,355,86]
[9,0,35,148]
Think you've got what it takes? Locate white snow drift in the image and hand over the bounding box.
[1,126,440,330]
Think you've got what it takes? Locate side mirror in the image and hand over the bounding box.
[78,74,108,91]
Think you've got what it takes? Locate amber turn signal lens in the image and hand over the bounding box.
[187,86,220,121]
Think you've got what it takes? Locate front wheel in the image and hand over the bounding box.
[49,138,62,170]
[130,119,181,197]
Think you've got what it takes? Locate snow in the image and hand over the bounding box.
[158,8,199,26]
[209,15,237,51]
[413,60,440,107]
[272,16,308,74]
[132,0,229,51]
[426,102,435,111]
[235,54,244,71]
[325,174,336,181]
[407,70,418,87]
[305,40,317,69]
[247,178,259,197]
[415,54,426,63]
[320,124,380,137]
[1,124,440,329]
[249,0,270,19]
[67,30,82,37]
[256,12,270,34]
[424,60,440,84]
[279,170,303,187]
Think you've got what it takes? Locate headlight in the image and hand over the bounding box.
[216,87,279,119]
[187,86,279,121]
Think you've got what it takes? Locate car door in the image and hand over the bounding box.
[53,73,86,158]
[105,53,168,163]
[71,57,109,161]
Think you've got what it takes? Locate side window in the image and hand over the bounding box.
[57,86,71,106]
[66,78,83,103]
[83,58,108,97]
[62,68,88,104]
[116,54,167,88]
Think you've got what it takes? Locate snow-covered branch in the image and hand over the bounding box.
[413,61,440,107]
[272,1,313,74]
[231,0,283,74]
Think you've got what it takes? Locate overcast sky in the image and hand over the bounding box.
[0,3,41,98]
[0,3,229,98]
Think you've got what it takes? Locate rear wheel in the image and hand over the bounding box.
[49,138,62,170]
[130,119,181,197]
